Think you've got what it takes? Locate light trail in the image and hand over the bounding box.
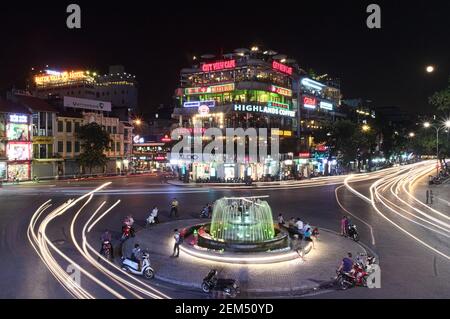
[28,182,171,299]
[342,161,450,262]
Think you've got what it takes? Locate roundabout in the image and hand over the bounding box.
[121,218,369,296]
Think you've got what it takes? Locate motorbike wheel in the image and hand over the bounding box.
[201,283,211,293]
[353,233,360,242]
[144,268,155,279]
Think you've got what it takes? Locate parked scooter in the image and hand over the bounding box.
[121,252,155,279]
[201,269,239,297]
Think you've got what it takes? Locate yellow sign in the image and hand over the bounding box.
[35,71,92,86]
[32,136,53,144]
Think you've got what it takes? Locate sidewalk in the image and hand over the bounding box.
[119,219,370,296]
[414,177,450,214]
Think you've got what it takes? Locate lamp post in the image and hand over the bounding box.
[423,120,450,176]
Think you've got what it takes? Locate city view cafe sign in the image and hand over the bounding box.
[233,104,295,118]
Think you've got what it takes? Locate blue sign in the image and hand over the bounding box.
[183,100,215,108]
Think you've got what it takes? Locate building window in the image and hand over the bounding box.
[111,142,115,152]
[48,144,53,156]
[39,144,47,158]
[66,121,72,133]
[107,126,111,133]
[58,141,63,153]
[75,122,80,133]
[75,141,80,153]
[58,121,64,132]
[116,142,120,153]
[66,141,72,153]
[112,126,117,134]
[33,144,39,159]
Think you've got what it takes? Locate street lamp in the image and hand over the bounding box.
[426,65,435,73]
[362,124,370,132]
[134,119,142,126]
[423,119,450,176]
[409,132,415,138]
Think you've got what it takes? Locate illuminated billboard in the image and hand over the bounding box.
[9,114,28,124]
[64,96,112,112]
[271,85,292,97]
[7,142,31,161]
[35,70,94,86]
[185,83,235,95]
[183,100,215,108]
[7,123,29,141]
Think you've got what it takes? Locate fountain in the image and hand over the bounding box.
[184,196,289,253]
[209,197,275,243]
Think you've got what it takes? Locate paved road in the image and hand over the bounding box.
[1,162,449,298]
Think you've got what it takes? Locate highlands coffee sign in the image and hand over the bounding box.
[234,104,295,118]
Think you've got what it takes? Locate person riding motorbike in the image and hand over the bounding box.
[338,252,354,274]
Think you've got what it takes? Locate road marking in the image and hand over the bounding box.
[334,185,376,245]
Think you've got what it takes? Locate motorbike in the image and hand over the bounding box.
[201,269,239,297]
[336,254,376,289]
[348,224,359,241]
[121,252,155,279]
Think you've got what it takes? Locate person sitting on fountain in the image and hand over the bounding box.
[278,213,285,227]
[295,218,304,234]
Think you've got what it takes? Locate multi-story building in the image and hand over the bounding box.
[28,65,138,121]
[0,98,32,181]
[172,47,299,181]
[171,47,343,181]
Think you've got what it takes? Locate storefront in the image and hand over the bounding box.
[6,113,32,181]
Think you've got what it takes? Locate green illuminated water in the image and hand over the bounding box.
[209,197,275,243]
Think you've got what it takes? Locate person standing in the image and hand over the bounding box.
[426,190,429,204]
[340,216,347,236]
[172,229,181,257]
[170,198,179,218]
[430,190,434,204]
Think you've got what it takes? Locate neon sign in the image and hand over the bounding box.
[267,101,290,109]
[201,60,236,72]
[185,83,235,95]
[35,71,92,86]
[7,142,31,161]
[198,105,210,116]
[183,100,215,108]
[9,114,28,124]
[272,61,293,75]
[234,104,295,118]
[299,152,310,158]
[319,101,333,110]
[303,96,317,109]
[271,85,292,97]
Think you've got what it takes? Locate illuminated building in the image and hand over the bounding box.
[0,98,32,181]
[172,47,299,181]
[29,65,137,121]
[131,141,171,172]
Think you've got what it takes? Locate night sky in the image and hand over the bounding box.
[1,1,449,116]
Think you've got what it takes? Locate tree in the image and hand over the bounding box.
[77,123,111,173]
[429,76,450,114]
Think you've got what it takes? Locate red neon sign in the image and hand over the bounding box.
[272,61,293,75]
[202,60,236,72]
[271,85,292,97]
[303,96,317,107]
[298,152,310,158]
